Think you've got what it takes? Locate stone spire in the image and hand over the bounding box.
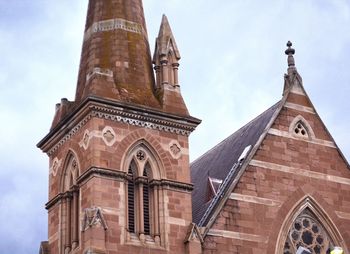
[153,15,189,116]
[283,41,303,95]
[75,0,159,108]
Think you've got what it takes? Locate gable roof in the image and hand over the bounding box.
[190,41,350,237]
[190,101,282,224]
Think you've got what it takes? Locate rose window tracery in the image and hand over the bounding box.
[283,209,334,254]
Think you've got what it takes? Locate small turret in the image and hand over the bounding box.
[153,15,189,116]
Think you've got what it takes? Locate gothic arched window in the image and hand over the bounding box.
[61,154,80,253]
[127,161,136,234]
[125,144,161,245]
[289,115,315,140]
[143,164,151,236]
[283,208,335,254]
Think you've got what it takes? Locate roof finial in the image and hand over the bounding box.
[285,41,296,73]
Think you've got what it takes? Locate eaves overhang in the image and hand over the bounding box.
[37,96,201,155]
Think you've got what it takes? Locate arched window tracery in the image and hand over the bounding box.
[283,208,334,254]
[61,154,80,253]
[125,144,161,245]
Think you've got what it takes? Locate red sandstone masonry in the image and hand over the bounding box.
[202,89,350,253]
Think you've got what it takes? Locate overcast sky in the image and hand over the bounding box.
[0,1,349,253]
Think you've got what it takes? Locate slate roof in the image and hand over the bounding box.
[190,101,282,224]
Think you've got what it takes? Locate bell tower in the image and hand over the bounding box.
[37,0,200,253]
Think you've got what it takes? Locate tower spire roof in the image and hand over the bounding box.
[75,0,159,108]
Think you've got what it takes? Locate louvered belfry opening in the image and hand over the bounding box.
[127,162,136,233]
[124,145,163,244]
[143,167,150,235]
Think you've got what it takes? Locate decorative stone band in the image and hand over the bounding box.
[91,105,194,136]
[46,167,193,209]
[86,67,113,82]
[268,128,336,148]
[44,100,198,156]
[284,102,315,114]
[46,193,64,210]
[207,229,268,243]
[45,188,79,209]
[84,18,144,41]
[229,193,282,207]
[79,127,117,150]
[154,179,194,192]
[250,159,350,186]
[77,167,127,186]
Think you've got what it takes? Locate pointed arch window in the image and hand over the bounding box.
[127,161,136,233]
[125,146,161,245]
[143,164,151,236]
[62,155,80,253]
[283,208,334,254]
[289,115,315,140]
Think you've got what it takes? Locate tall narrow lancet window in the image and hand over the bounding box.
[125,143,162,245]
[283,208,335,254]
[62,154,80,252]
[127,161,137,233]
[143,165,151,235]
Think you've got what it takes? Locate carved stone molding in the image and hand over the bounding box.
[76,167,126,186]
[46,101,197,155]
[82,207,108,231]
[102,126,116,146]
[136,150,146,161]
[84,18,144,41]
[169,140,182,159]
[90,105,194,136]
[79,126,117,150]
[80,130,91,150]
[50,157,62,177]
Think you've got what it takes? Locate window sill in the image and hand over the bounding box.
[126,233,163,249]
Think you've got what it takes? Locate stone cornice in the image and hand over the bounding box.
[37,96,201,155]
[45,193,63,210]
[77,167,127,186]
[158,179,193,192]
[45,167,193,209]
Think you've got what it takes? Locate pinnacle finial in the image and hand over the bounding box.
[285,41,296,70]
[285,41,295,55]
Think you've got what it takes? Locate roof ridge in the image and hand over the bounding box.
[190,100,282,166]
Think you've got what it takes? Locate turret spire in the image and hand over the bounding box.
[153,14,189,116]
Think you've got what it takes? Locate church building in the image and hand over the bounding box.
[37,1,350,254]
